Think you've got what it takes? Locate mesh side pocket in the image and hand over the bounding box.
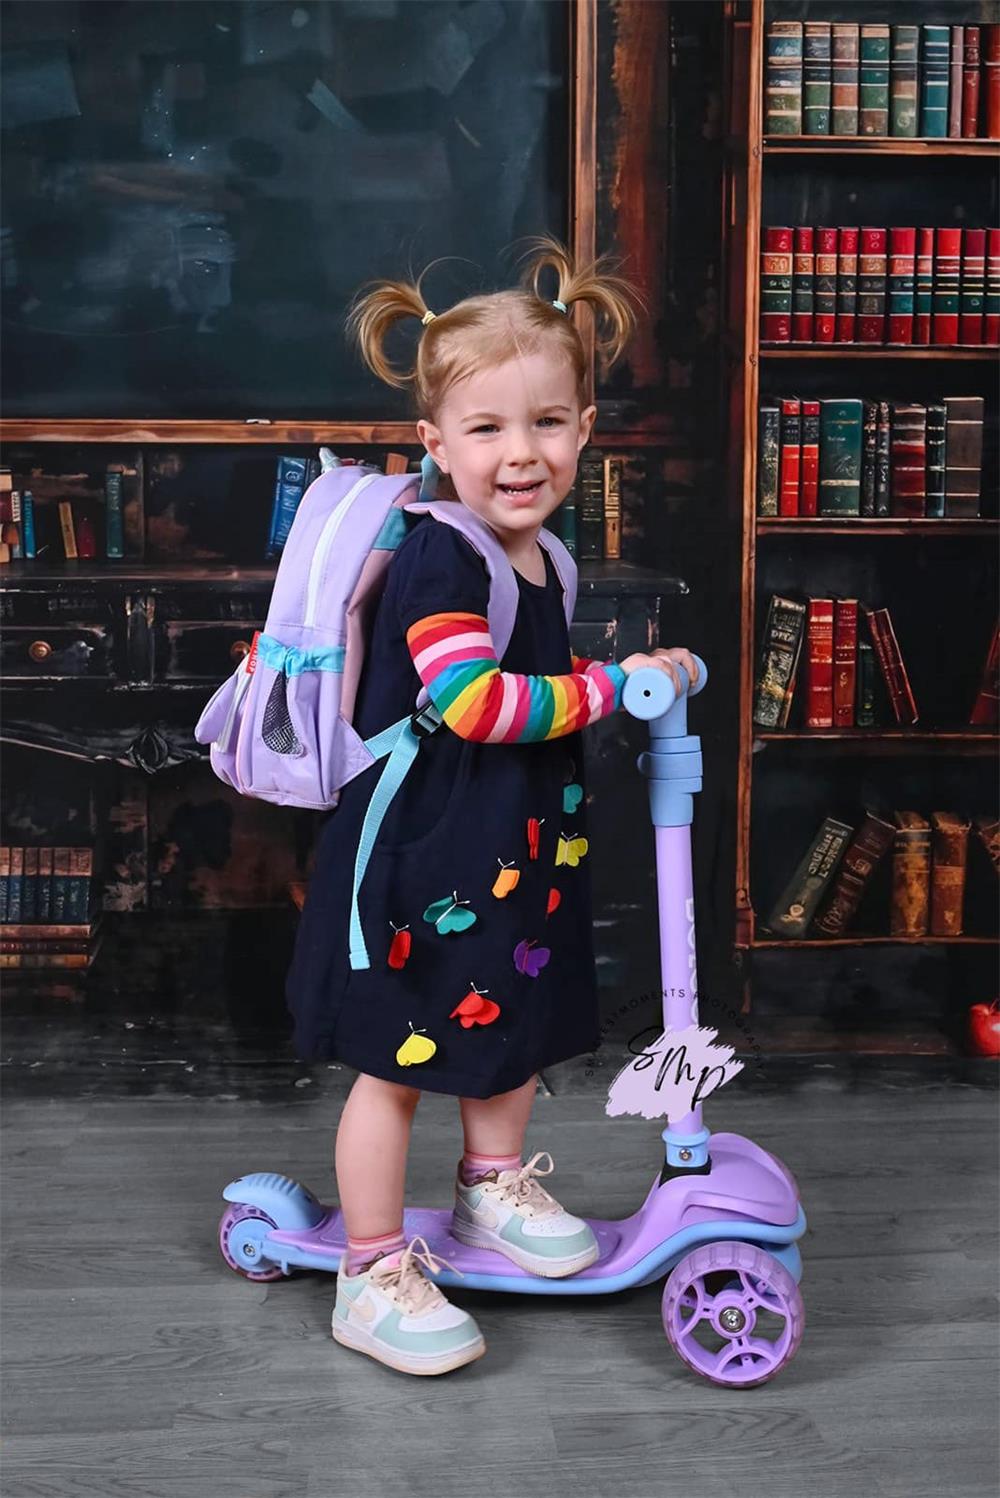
[261,671,302,755]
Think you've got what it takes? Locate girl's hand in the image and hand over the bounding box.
[651,647,699,690]
[619,648,699,696]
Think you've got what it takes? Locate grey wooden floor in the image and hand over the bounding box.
[2,1065,998,1498]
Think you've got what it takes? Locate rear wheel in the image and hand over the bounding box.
[219,1204,288,1282]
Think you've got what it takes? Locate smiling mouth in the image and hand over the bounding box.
[498,480,543,496]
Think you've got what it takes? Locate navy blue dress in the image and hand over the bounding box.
[284,516,603,1099]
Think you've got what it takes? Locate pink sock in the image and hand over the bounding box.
[460,1149,522,1186]
[345,1227,407,1277]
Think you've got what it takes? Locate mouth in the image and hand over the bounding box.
[497,480,544,501]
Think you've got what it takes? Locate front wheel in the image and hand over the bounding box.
[219,1204,288,1282]
[662,1239,804,1388]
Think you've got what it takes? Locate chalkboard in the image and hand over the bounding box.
[1,0,570,420]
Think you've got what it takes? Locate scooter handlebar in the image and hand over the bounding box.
[621,653,708,721]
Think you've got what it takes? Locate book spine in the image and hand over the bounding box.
[792,226,815,341]
[265,456,310,559]
[962,26,982,138]
[70,848,93,924]
[766,21,803,135]
[949,25,966,137]
[856,640,877,726]
[602,455,622,561]
[800,400,820,516]
[757,404,781,516]
[930,813,971,936]
[870,606,919,724]
[58,501,78,559]
[20,489,36,559]
[959,226,986,344]
[890,25,919,136]
[105,466,125,558]
[986,227,1000,344]
[0,847,8,923]
[832,24,860,135]
[914,226,935,344]
[887,226,915,343]
[819,399,863,515]
[985,25,1000,138]
[805,598,834,728]
[860,400,878,517]
[943,395,984,518]
[814,227,838,341]
[52,848,71,923]
[857,226,887,342]
[766,816,854,938]
[813,812,895,936]
[875,400,892,515]
[932,227,962,344]
[778,398,801,516]
[891,813,932,936]
[8,847,23,923]
[919,25,951,137]
[833,598,858,728]
[803,21,831,134]
[22,847,37,923]
[836,226,859,341]
[752,595,807,729]
[889,403,927,518]
[761,227,793,342]
[577,453,604,560]
[925,405,947,518]
[37,847,53,923]
[859,23,890,135]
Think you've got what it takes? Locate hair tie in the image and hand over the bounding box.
[421,309,436,326]
[552,299,568,314]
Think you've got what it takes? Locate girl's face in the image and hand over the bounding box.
[416,348,597,549]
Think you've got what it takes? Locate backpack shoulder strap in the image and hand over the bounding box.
[401,499,520,663]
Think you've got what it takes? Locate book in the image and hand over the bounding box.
[8,847,23,922]
[20,488,36,559]
[962,27,982,138]
[602,455,622,560]
[860,399,877,516]
[761,227,793,341]
[266,454,321,559]
[836,226,859,340]
[576,452,604,560]
[792,227,815,341]
[812,811,895,936]
[818,399,863,515]
[890,25,919,137]
[932,227,962,344]
[914,227,934,344]
[985,25,1000,138]
[856,639,877,726]
[832,24,860,135]
[778,398,801,515]
[875,400,891,515]
[891,811,932,936]
[384,452,409,475]
[766,21,803,135]
[833,598,858,728]
[757,403,780,516]
[889,403,927,518]
[863,606,919,725]
[930,812,971,936]
[800,400,820,516]
[58,500,77,559]
[959,227,986,344]
[765,815,854,938]
[986,228,1000,343]
[969,621,999,726]
[973,814,1000,875]
[105,466,125,557]
[925,404,947,518]
[753,595,807,730]
[887,227,915,343]
[860,23,890,135]
[814,227,838,342]
[943,396,984,517]
[804,598,834,728]
[803,21,831,134]
[857,227,887,343]
[919,25,950,137]
[949,25,965,138]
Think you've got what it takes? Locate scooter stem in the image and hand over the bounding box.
[622,656,710,1172]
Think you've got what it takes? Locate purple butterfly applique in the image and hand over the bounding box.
[513,938,551,978]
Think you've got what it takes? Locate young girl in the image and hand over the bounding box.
[284,235,699,1377]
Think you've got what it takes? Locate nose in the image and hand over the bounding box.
[503,424,541,471]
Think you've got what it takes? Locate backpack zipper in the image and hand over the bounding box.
[304,472,380,628]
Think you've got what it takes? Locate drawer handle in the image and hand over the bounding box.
[28,639,53,662]
[230,639,252,662]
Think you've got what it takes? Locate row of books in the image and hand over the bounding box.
[760,226,1000,346]
[0,846,96,924]
[763,808,999,941]
[766,20,1000,139]
[0,466,128,563]
[754,596,997,731]
[0,914,103,971]
[756,395,986,519]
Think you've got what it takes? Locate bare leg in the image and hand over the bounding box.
[335,1072,420,1239]
[458,1074,538,1159]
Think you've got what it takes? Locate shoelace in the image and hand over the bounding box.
[367,1234,466,1315]
[488,1150,562,1217]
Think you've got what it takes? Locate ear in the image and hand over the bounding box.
[417,418,449,473]
[577,403,597,450]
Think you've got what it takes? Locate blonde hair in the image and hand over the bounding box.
[345,234,646,420]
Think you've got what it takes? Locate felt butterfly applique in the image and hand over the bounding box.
[555,833,589,867]
[395,1022,437,1067]
[492,859,521,898]
[387,921,411,969]
[513,938,551,978]
[450,984,502,1028]
[562,783,583,815]
[423,892,477,933]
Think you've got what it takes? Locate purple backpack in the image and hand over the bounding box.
[193,466,578,968]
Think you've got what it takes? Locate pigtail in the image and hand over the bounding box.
[516,233,645,367]
[345,271,435,390]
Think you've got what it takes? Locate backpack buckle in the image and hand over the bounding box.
[410,702,442,738]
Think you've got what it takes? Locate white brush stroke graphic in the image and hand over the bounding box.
[605,1023,744,1121]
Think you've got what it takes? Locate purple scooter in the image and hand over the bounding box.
[219,658,807,1387]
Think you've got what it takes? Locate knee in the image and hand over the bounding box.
[359,1073,421,1111]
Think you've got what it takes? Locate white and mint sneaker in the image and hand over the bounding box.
[332,1236,486,1376]
[451,1150,600,1278]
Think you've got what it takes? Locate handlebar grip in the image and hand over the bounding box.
[621,654,708,721]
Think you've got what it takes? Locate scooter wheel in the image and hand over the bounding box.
[219,1204,288,1282]
[662,1239,804,1388]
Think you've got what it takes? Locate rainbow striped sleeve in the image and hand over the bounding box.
[406,612,627,743]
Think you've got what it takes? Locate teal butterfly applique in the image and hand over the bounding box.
[423,891,477,934]
[562,783,583,815]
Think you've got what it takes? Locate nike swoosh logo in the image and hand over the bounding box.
[351,1296,377,1323]
[475,1202,500,1229]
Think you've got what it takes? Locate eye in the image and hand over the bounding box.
[537,416,561,427]
[472,424,497,434]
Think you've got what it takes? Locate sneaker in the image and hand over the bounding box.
[451,1150,600,1278]
[332,1235,486,1376]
